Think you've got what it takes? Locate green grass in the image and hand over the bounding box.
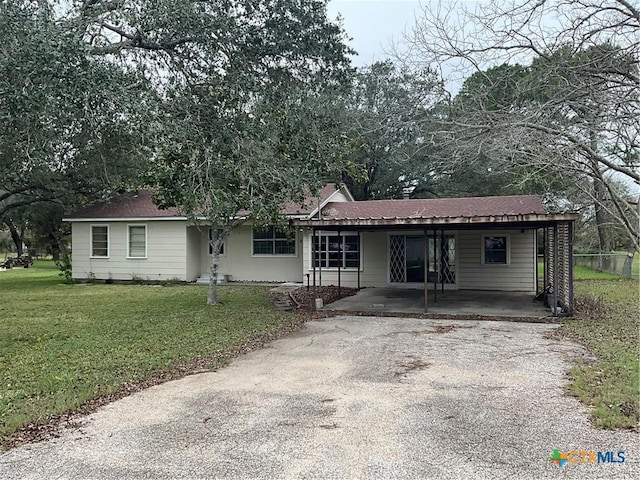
[560,277,639,430]
[0,261,295,443]
[573,265,624,280]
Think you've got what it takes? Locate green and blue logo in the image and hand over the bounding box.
[549,449,625,466]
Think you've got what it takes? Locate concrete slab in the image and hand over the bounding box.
[324,288,550,317]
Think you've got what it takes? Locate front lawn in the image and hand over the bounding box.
[561,277,639,430]
[0,261,296,445]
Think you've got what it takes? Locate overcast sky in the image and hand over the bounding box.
[327,0,422,67]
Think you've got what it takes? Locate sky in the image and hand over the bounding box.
[327,0,423,67]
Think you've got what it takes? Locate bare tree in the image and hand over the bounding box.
[403,0,640,252]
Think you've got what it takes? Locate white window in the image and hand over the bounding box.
[313,234,360,269]
[91,225,109,258]
[482,235,508,264]
[253,227,296,255]
[208,228,226,256]
[128,225,147,258]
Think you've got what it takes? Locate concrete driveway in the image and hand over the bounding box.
[1,316,638,479]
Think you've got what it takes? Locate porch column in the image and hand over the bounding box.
[556,221,574,316]
[337,229,341,295]
[424,228,428,313]
[553,224,559,317]
[312,227,316,288]
[357,231,361,289]
[567,221,575,315]
[318,230,322,288]
[441,230,445,293]
[433,229,437,303]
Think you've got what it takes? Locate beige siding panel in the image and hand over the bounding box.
[457,230,536,292]
[328,190,351,203]
[70,222,91,279]
[302,231,388,288]
[199,224,303,282]
[186,226,202,282]
[71,221,188,281]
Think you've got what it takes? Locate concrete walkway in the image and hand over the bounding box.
[1,316,637,479]
[325,288,550,317]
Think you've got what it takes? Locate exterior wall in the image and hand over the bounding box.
[457,229,536,292]
[71,219,536,291]
[186,226,202,282]
[199,224,303,283]
[71,221,188,281]
[302,228,536,291]
[302,230,389,288]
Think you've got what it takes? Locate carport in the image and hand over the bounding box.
[300,196,578,317]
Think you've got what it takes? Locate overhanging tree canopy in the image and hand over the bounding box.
[402,0,639,251]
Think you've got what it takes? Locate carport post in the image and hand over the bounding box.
[337,229,341,295]
[357,231,361,289]
[553,224,559,317]
[568,221,574,315]
[441,230,445,293]
[424,229,428,313]
[433,229,437,303]
[312,227,316,288]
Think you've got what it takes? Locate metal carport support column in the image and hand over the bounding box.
[423,229,428,313]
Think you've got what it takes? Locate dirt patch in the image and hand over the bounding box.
[268,286,358,312]
[292,286,359,310]
[432,325,457,333]
[385,324,475,337]
[395,356,432,377]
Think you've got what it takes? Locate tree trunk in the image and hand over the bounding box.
[621,250,635,279]
[207,235,223,306]
[622,233,636,279]
[51,229,73,280]
[593,176,614,270]
[4,218,23,256]
[589,133,613,271]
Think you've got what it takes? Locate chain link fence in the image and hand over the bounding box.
[573,253,639,279]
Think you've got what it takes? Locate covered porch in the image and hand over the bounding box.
[301,210,578,317]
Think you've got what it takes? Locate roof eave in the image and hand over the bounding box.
[296,213,579,228]
[65,212,309,223]
[64,216,188,222]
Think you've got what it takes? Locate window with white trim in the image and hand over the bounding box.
[482,235,508,264]
[208,228,226,255]
[313,234,360,269]
[91,225,109,258]
[128,225,147,258]
[252,227,296,255]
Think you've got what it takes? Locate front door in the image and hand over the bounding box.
[405,236,425,282]
[389,234,456,285]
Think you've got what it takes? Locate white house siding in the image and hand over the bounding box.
[186,227,202,282]
[71,221,188,281]
[327,190,351,203]
[199,224,303,283]
[301,228,536,291]
[302,230,389,288]
[457,229,536,292]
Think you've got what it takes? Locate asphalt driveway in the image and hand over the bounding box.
[1,316,638,479]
